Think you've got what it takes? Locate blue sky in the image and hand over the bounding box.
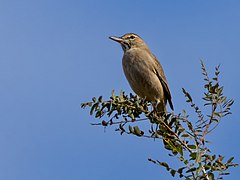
[0,0,239,179]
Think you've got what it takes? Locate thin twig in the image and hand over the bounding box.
[91,117,149,126]
[154,115,193,153]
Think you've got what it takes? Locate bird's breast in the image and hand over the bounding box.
[122,49,164,101]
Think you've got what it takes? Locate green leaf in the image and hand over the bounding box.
[181,134,189,138]
[148,158,156,164]
[182,88,193,102]
[119,124,125,132]
[188,144,196,149]
[92,97,96,102]
[177,145,183,156]
[214,112,222,118]
[133,126,143,136]
[164,144,173,151]
[129,125,134,133]
[177,167,185,174]
[184,159,189,165]
[170,169,176,177]
[98,96,103,102]
[186,167,196,173]
[129,113,135,120]
[90,103,98,115]
[190,152,197,160]
[159,162,170,171]
[227,157,234,164]
[208,172,215,180]
[212,155,216,160]
[220,172,230,176]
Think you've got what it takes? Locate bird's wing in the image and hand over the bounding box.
[152,54,174,111]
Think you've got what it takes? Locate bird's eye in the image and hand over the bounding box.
[129,35,136,39]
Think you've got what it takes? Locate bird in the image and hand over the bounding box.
[109,33,174,113]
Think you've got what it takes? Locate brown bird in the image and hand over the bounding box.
[109,33,174,113]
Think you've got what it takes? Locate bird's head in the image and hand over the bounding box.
[109,33,147,52]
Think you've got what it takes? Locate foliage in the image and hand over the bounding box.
[81,61,238,179]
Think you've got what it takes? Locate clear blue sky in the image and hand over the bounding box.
[0,1,239,179]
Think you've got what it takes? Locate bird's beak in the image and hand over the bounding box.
[109,36,123,43]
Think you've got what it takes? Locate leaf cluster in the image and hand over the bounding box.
[81,62,238,179]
